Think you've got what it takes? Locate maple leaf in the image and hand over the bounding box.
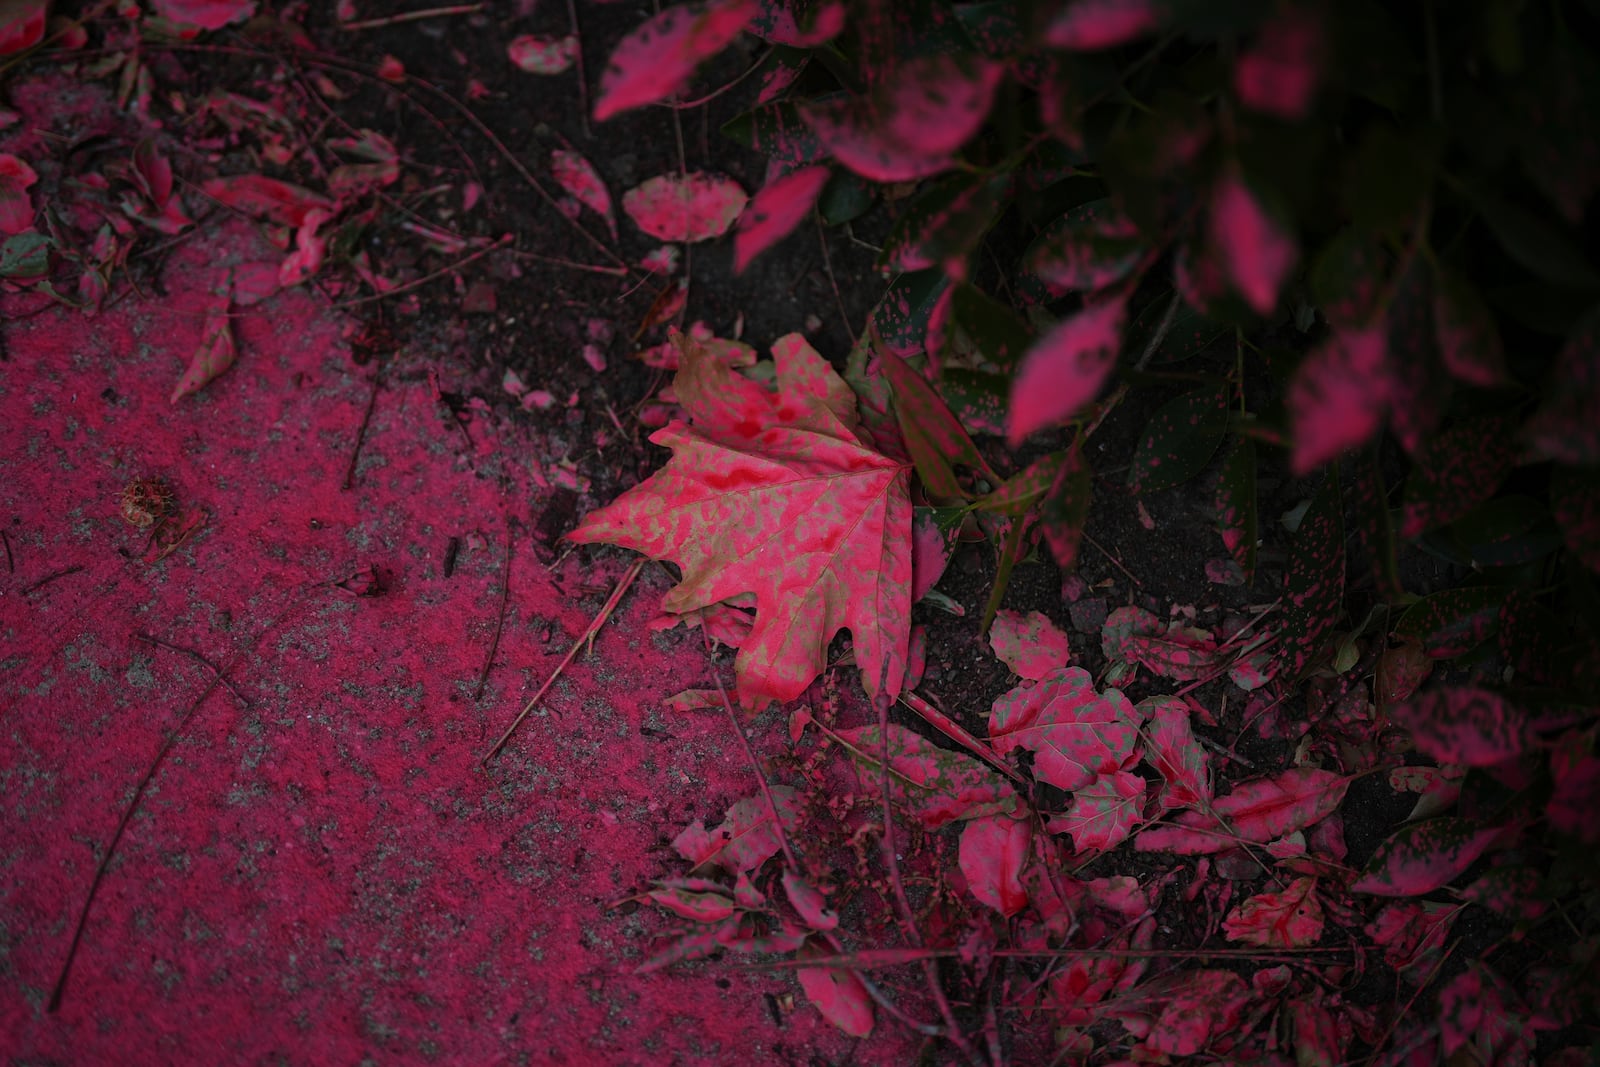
[569,332,913,710]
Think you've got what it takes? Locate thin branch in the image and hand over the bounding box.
[338,4,484,31]
[22,564,83,595]
[2,529,13,574]
[330,235,511,309]
[343,360,383,491]
[135,633,250,707]
[565,0,592,140]
[473,521,515,701]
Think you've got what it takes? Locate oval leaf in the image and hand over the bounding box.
[1211,167,1298,315]
[1390,686,1530,767]
[1047,770,1145,851]
[1046,0,1162,49]
[989,609,1073,681]
[1288,326,1390,474]
[1024,199,1145,296]
[171,305,236,403]
[1135,768,1349,854]
[623,172,749,243]
[594,0,757,120]
[1222,877,1324,948]
[550,149,616,238]
[1394,586,1504,659]
[733,164,828,272]
[988,666,1142,793]
[1399,413,1521,538]
[836,723,1020,828]
[1007,294,1129,444]
[797,962,874,1037]
[1127,382,1230,493]
[959,814,1032,916]
[1352,818,1499,896]
[508,34,578,74]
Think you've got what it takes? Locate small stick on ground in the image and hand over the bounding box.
[344,361,383,491]
[816,218,855,341]
[22,564,83,595]
[332,235,511,309]
[136,633,250,707]
[1083,532,1143,588]
[565,0,592,140]
[473,522,515,701]
[2,529,13,573]
[480,556,644,763]
[338,3,484,30]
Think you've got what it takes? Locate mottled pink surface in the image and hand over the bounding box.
[0,225,906,1063]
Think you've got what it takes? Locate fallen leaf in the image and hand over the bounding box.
[648,883,737,923]
[1222,876,1324,947]
[203,174,334,227]
[1142,694,1211,811]
[1048,770,1145,851]
[508,34,579,75]
[988,609,1073,680]
[988,666,1143,793]
[734,164,829,272]
[548,149,616,237]
[1135,768,1349,854]
[782,868,838,931]
[569,332,912,709]
[623,172,749,243]
[959,814,1031,916]
[837,722,1020,828]
[0,1,46,55]
[594,0,757,120]
[1100,606,1219,682]
[797,954,874,1037]
[171,304,236,403]
[672,786,801,874]
[1115,969,1252,1058]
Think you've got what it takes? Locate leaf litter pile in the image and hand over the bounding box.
[1,2,1597,1066]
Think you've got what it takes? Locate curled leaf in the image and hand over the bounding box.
[988,666,1142,793]
[171,304,236,403]
[550,149,617,238]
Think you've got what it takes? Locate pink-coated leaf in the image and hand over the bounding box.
[1121,970,1252,1058]
[733,164,828,272]
[1222,876,1324,948]
[1352,817,1499,896]
[836,723,1020,829]
[571,333,911,709]
[988,609,1073,681]
[171,304,236,403]
[797,959,874,1037]
[959,814,1032,916]
[1439,963,1529,1060]
[881,349,995,503]
[1460,866,1546,922]
[1365,900,1459,971]
[594,0,757,120]
[1399,413,1522,538]
[671,786,801,874]
[1275,473,1344,679]
[1211,167,1297,315]
[1135,768,1348,854]
[550,149,616,238]
[623,172,748,243]
[0,152,37,234]
[988,666,1143,793]
[1548,743,1600,843]
[782,868,839,931]
[1024,198,1146,296]
[1288,325,1390,474]
[1099,606,1219,683]
[507,34,579,75]
[0,1,46,55]
[1048,770,1145,851]
[1290,996,1343,1067]
[131,138,173,208]
[1046,0,1162,50]
[202,174,333,228]
[1142,694,1211,811]
[636,917,739,973]
[1393,586,1504,659]
[1234,7,1323,120]
[748,0,845,46]
[150,0,255,30]
[1007,294,1128,444]
[1389,687,1530,768]
[647,884,737,922]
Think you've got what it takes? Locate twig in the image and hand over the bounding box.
[330,235,511,309]
[344,361,383,491]
[565,0,592,140]
[338,3,484,30]
[506,248,629,277]
[480,557,644,763]
[899,691,1025,786]
[474,521,515,701]
[816,218,854,340]
[1082,532,1142,588]
[660,48,774,109]
[135,633,250,707]
[2,529,13,573]
[22,564,83,595]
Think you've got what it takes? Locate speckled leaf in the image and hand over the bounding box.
[1389,686,1530,767]
[1127,382,1230,493]
[1128,970,1252,1059]
[594,0,757,120]
[1525,309,1600,465]
[1394,586,1504,660]
[1222,877,1323,948]
[783,868,838,931]
[1288,326,1390,473]
[569,333,912,710]
[648,884,737,922]
[948,284,1033,371]
[1431,265,1508,387]
[974,450,1063,517]
[1548,742,1600,843]
[1041,441,1093,569]
[1376,638,1432,707]
[1552,465,1600,573]
[171,304,236,403]
[722,101,826,171]
[1142,694,1211,811]
[800,55,1002,181]
[987,666,1142,792]
[202,174,333,227]
[1309,227,1386,329]
[623,172,749,243]
[989,609,1073,680]
[797,960,874,1037]
[1125,293,1228,365]
[1275,474,1345,679]
[1438,963,1529,1061]
[1046,0,1163,50]
[1351,817,1499,896]
[1460,866,1546,922]
[960,814,1032,916]
[672,786,802,873]
[753,45,808,104]
[872,269,950,359]
[1048,770,1145,851]
[1211,166,1298,315]
[734,164,828,272]
[882,349,995,502]
[1007,294,1129,444]
[1023,198,1146,296]
[1350,447,1402,602]
[1497,591,1568,686]
[1399,413,1520,539]
[881,172,1007,275]
[0,153,35,235]
[550,149,616,238]
[508,34,579,74]
[1215,436,1257,581]
[1135,768,1349,854]
[1100,606,1219,682]
[837,722,1020,828]
[938,368,1009,437]
[749,0,846,45]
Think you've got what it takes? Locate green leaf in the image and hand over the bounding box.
[1473,193,1600,290]
[816,170,875,226]
[1123,292,1227,365]
[721,100,826,170]
[947,284,1031,371]
[872,269,950,357]
[1040,441,1092,570]
[1215,436,1258,582]
[938,367,1009,437]
[1275,473,1345,679]
[1431,263,1508,387]
[1399,413,1522,539]
[882,349,994,501]
[975,451,1064,517]
[1350,447,1404,602]
[1022,197,1146,295]
[0,230,51,278]
[880,172,1008,275]
[1394,586,1505,658]
[1448,495,1562,569]
[1127,382,1231,493]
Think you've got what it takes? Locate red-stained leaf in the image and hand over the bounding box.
[636,918,739,973]
[1352,817,1499,896]
[1398,413,1521,538]
[508,34,578,75]
[1461,866,1546,922]
[150,0,255,31]
[800,55,1002,182]
[1142,694,1211,811]
[723,101,826,170]
[1431,265,1507,387]
[550,149,616,238]
[1389,687,1530,767]
[1121,970,1253,1058]
[1288,325,1390,473]
[1393,586,1504,659]
[1222,876,1324,948]
[570,333,911,709]
[1275,473,1345,679]
[1127,381,1230,493]
[797,955,874,1037]
[1439,963,1533,1061]
[1101,606,1219,683]
[171,304,236,403]
[1135,768,1349,854]
[1234,7,1323,119]
[672,786,801,874]
[0,1,46,55]
[1007,294,1128,444]
[782,868,839,931]
[1211,166,1297,315]
[1551,465,1600,574]
[881,172,1007,277]
[623,172,748,244]
[1048,770,1145,851]
[1216,436,1258,581]
[989,609,1073,681]
[1365,899,1460,972]
[0,152,36,234]
[988,666,1143,792]
[1548,742,1600,843]
[959,814,1032,916]
[1525,309,1600,465]
[836,722,1021,829]
[1045,0,1162,50]
[1024,198,1146,296]
[648,883,737,922]
[748,0,845,46]
[203,174,333,227]
[1050,923,1152,1024]
[733,164,828,272]
[594,0,757,120]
